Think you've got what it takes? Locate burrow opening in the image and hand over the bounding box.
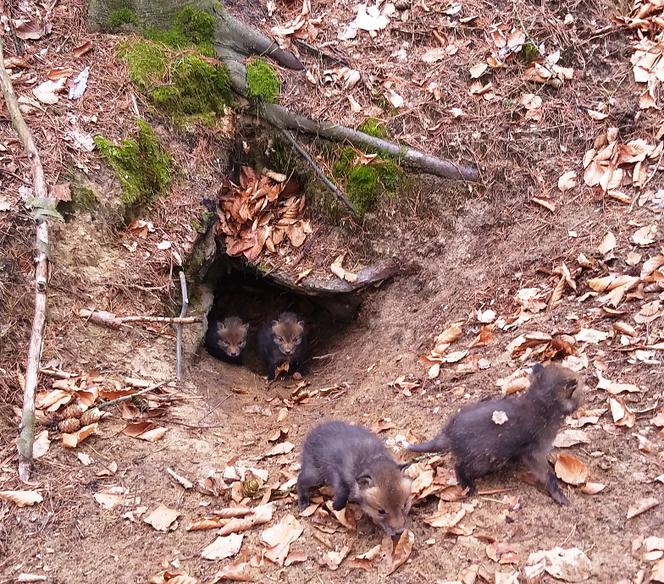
[201,255,365,377]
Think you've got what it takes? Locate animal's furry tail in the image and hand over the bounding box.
[406,432,449,453]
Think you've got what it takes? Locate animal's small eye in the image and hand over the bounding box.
[377,508,387,516]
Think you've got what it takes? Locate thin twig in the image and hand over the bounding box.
[294,38,350,66]
[0,35,51,483]
[176,271,189,381]
[97,380,171,409]
[279,128,361,221]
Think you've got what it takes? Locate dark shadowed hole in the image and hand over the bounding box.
[202,255,363,376]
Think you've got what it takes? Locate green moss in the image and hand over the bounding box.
[118,39,168,88]
[143,6,216,55]
[331,145,405,217]
[150,54,232,115]
[190,210,214,234]
[70,184,98,210]
[358,118,389,139]
[246,58,280,103]
[521,42,540,64]
[109,7,138,29]
[119,39,232,121]
[174,6,216,44]
[94,120,171,219]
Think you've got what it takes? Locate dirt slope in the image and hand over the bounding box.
[1,0,663,582]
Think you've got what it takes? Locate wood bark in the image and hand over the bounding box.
[0,36,51,482]
[175,271,189,380]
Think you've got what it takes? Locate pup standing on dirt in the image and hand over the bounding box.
[297,421,413,536]
[258,311,307,380]
[205,316,250,364]
[407,363,583,505]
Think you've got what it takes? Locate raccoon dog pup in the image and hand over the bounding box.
[258,312,307,380]
[205,316,249,364]
[407,363,583,505]
[297,421,412,536]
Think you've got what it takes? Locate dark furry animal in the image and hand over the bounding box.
[205,316,249,364]
[258,312,307,380]
[407,363,584,505]
[297,421,412,536]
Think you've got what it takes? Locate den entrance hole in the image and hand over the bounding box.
[201,256,364,378]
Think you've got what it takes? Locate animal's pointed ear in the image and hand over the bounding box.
[356,474,373,489]
[271,320,279,328]
[531,362,545,376]
[298,320,305,328]
[242,323,250,332]
[398,462,412,473]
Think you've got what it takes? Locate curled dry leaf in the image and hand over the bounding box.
[261,513,303,565]
[319,546,350,570]
[325,501,357,530]
[554,454,589,486]
[0,490,43,507]
[627,497,659,520]
[144,504,180,531]
[608,397,635,428]
[166,468,193,490]
[62,423,98,448]
[201,533,244,560]
[217,503,274,535]
[424,508,466,529]
[581,482,606,495]
[387,528,415,575]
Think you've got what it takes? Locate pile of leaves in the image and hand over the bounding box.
[30,371,173,449]
[216,166,312,262]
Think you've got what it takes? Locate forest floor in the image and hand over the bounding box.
[0,0,663,583]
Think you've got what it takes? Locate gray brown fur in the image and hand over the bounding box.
[407,363,583,505]
[257,312,307,380]
[297,421,412,536]
[205,316,249,364]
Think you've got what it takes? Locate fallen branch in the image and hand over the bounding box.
[79,308,202,329]
[176,271,189,381]
[279,128,360,220]
[208,8,480,183]
[0,36,51,482]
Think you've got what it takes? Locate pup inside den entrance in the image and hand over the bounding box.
[202,258,363,380]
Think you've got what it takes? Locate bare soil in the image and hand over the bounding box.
[1,0,663,583]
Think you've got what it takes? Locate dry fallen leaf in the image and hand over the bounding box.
[627,497,659,520]
[201,533,244,560]
[212,560,254,582]
[388,529,415,575]
[319,546,350,570]
[264,441,295,457]
[558,171,578,192]
[346,544,382,571]
[555,454,589,486]
[526,547,592,582]
[261,514,303,566]
[581,482,606,495]
[597,231,617,255]
[33,430,51,459]
[62,423,98,448]
[631,224,658,247]
[143,504,180,531]
[0,490,43,507]
[553,429,590,448]
[608,397,636,428]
